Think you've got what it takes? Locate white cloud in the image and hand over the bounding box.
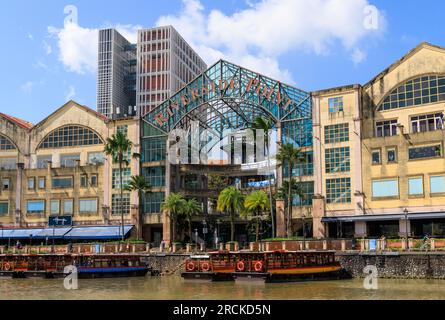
[20,80,45,94]
[351,48,367,65]
[66,85,76,101]
[43,41,52,55]
[157,0,385,82]
[27,33,34,40]
[48,23,98,74]
[48,22,140,75]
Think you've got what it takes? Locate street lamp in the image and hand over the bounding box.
[403,208,409,251]
[202,220,208,250]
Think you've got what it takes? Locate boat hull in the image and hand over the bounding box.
[181,272,234,282]
[233,267,351,283]
[0,268,150,279]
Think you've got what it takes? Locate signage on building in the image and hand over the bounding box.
[48,216,73,227]
[153,75,297,127]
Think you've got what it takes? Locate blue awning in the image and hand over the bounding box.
[63,225,134,240]
[35,228,72,239]
[0,225,134,240]
[322,212,445,223]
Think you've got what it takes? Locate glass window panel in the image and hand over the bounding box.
[38,125,103,149]
[431,176,445,194]
[372,180,399,198]
[409,178,424,196]
[0,202,9,215]
[63,199,73,214]
[50,200,60,215]
[409,145,442,160]
[79,199,98,213]
[27,201,45,213]
[52,177,73,188]
[0,135,16,150]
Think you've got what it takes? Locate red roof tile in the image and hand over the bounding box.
[0,113,33,129]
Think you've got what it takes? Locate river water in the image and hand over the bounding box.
[1,276,445,300]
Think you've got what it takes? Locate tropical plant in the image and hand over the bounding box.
[104,130,133,241]
[161,193,187,243]
[243,191,270,242]
[125,175,151,240]
[251,116,276,238]
[217,187,244,242]
[182,199,203,243]
[276,143,306,238]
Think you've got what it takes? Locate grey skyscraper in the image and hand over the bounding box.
[97,29,136,118]
[97,26,207,118]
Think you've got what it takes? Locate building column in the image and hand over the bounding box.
[399,219,411,237]
[275,122,286,238]
[355,221,367,237]
[15,163,24,228]
[163,140,172,246]
[276,199,286,238]
[103,155,111,224]
[312,196,326,239]
[352,85,365,215]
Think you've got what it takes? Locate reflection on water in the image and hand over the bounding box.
[1,276,445,300]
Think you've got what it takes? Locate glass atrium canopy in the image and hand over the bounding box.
[143,60,312,137]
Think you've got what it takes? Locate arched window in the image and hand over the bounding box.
[378,75,445,111]
[0,134,16,150]
[38,125,103,149]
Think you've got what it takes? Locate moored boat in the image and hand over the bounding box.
[232,250,350,283]
[0,253,150,279]
[181,251,236,282]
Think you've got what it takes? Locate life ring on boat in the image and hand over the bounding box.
[254,261,264,272]
[201,262,211,272]
[236,261,246,272]
[4,263,11,271]
[186,261,196,272]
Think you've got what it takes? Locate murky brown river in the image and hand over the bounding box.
[1,277,445,300]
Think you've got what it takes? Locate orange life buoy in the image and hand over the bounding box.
[186,261,196,272]
[201,262,211,272]
[4,262,11,271]
[236,261,246,272]
[254,261,264,272]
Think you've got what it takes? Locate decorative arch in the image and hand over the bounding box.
[143,60,312,136]
[377,74,445,111]
[0,134,17,151]
[37,125,104,149]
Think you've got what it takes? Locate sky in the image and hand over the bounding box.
[0,0,444,124]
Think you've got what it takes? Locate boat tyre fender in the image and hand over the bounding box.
[186,261,196,272]
[236,261,245,272]
[201,262,211,272]
[254,261,264,272]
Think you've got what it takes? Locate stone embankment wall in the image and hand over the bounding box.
[338,252,445,279]
[143,254,190,276]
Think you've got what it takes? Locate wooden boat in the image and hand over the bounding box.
[232,250,350,283]
[0,254,150,279]
[181,251,236,282]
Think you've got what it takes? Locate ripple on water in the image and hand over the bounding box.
[1,277,445,300]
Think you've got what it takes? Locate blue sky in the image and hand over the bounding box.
[0,0,444,124]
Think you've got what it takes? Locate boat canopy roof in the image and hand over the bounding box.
[0,225,134,240]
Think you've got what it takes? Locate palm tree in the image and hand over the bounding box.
[182,199,203,243]
[251,116,276,238]
[276,143,306,238]
[161,193,186,243]
[125,176,151,240]
[104,131,133,241]
[243,191,270,242]
[217,187,244,242]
